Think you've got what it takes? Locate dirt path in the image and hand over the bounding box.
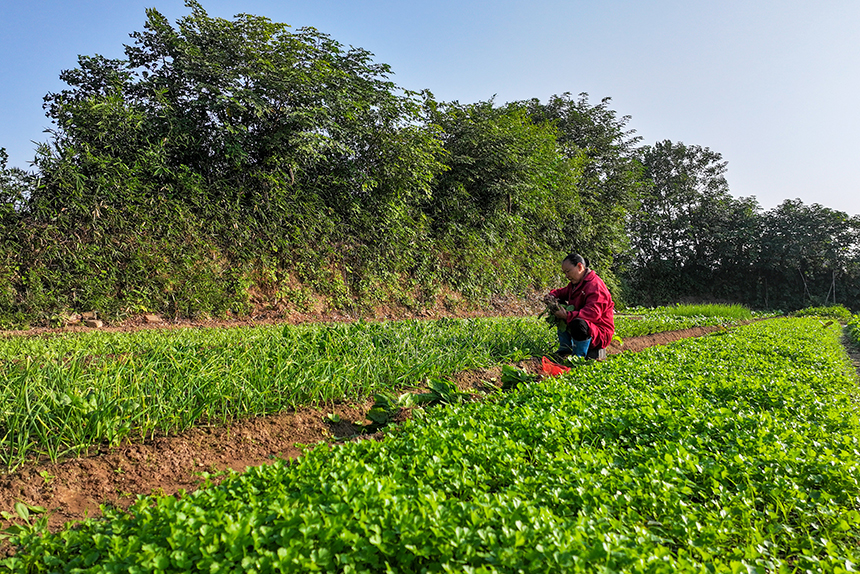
[0,324,728,537]
[842,334,860,376]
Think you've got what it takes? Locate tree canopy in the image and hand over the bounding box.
[0,2,858,326]
[35,1,443,226]
[623,140,860,310]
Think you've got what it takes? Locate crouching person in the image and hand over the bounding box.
[545,253,615,360]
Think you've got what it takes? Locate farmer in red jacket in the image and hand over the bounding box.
[545,253,615,360]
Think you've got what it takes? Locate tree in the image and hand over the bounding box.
[0,148,34,224]
[414,98,587,295]
[759,199,860,310]
[624,140,762,303]
[33,0,443,230]
[422,99,582,239]
[632,140,731,267]
[523,93,642,272]
[8,2,451,323]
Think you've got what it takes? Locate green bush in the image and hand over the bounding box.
[846,315,860,346]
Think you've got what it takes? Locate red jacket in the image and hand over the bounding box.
[549,270,615,349]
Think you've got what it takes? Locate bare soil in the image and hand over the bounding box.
[0,320,728,539]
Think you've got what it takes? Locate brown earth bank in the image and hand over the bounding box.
[0,293,544,338]
[0,322,728,541]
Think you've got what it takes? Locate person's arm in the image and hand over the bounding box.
[548,284,572,303]
[567,291,608,324]
[557,282,610,324]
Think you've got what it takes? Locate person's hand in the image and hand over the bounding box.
[543,293,558,305]
[553,309,567,320]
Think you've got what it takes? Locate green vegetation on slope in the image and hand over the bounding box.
[0,3,640,328]
[4,3,860,325]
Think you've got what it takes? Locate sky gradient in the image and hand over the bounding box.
[2,0,858,216]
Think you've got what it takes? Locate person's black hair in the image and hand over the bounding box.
[562,253,589,269]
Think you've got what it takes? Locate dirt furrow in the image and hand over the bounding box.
[0,324,725,536]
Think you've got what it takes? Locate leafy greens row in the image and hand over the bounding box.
[6,318,859,572]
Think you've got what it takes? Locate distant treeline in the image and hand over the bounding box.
[1,1,858,327]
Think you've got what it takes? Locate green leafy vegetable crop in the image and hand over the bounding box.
[847,315,860,346]
[0,318,544,470]
[6,318,859,572]
[793,305,853,323]
[614,303,765,338]
[0,307,740,472]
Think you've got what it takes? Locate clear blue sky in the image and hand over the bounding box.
[2,0,858,216]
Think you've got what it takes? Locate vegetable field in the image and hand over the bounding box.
[0,318,542,471]
[0,310,750,472]
[614,304,760,337]
[3,316,858,572]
